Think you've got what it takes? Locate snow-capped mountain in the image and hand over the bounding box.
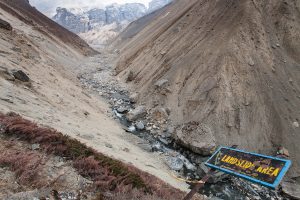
[52,0,172,48]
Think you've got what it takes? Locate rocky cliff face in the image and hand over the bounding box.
[53,7,90,33]
[52,1,172,48]
[53,3,147,34]
[148,0,172,13]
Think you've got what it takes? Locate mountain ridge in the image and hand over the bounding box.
[52,0,172,48]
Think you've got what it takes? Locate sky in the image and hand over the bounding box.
[29,0,152,17]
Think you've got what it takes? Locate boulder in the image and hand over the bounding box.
[150,107,169,121]
[129,92,139,103]
[126,70,134,82]
[126,106,146,121]
[175,122,216,156]
[281,181,300,200]
[278,146,290,157]
[177,155,196,171]
[11,70,30,82]
[154,79,169,89]
[31,144,40,150]
[136,121,145,130]
[0,18,12,31]
[293,121,299,128]
[165,156,184,171]
[117,106,128,113]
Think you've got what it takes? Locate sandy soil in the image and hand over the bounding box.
[0,6,189,192]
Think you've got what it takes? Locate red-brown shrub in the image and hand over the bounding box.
[0,150,42,185]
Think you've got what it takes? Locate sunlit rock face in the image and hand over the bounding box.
[53,3,147,34]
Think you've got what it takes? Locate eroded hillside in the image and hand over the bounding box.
[115,0,300,177]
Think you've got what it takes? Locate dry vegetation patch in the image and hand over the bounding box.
[0,112,198,199]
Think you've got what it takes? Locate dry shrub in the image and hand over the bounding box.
[0,112,186,199]
[0,150,42,185]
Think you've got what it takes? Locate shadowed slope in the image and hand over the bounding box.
[115,0,300,176]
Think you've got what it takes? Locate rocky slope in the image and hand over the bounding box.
[114,0,300,177]
[52,0,173,48]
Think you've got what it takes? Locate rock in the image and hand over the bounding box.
[178,155,197,171]
[137,142,152,152]
[11,70,30,82]
[281,181,300,200]
[136,121,145,130]
[129,92,139,103]
[193,156,208,165]
[200,162,210,174]
[113,110,123,118]
[126,106,146,121]
[154,79,169,89]
[248,58,255,66]
[105,143,113,148]
[293,121,299,128]
[160,51,167,56]
[31,143,40,150]
[166,126,175,137]
[165,156,184,171]
[175,122,216,156]
[158,137,170,145]
[276,43,280,47]
[278,146,290,157]
[150,107,169,121]
[117,106,128,113]
[0,18,12,31]
[126,70,134,82]
[151,141,164,152]
[127,125,136,133]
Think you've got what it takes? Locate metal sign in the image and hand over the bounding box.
[205,146,291,188]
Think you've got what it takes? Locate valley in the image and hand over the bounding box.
[0,0,299,199]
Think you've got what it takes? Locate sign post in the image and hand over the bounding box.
[183,146,291,200]
[182,170,214,200]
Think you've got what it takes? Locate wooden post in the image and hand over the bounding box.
[183,145,238,200]
[182,170,213,200]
